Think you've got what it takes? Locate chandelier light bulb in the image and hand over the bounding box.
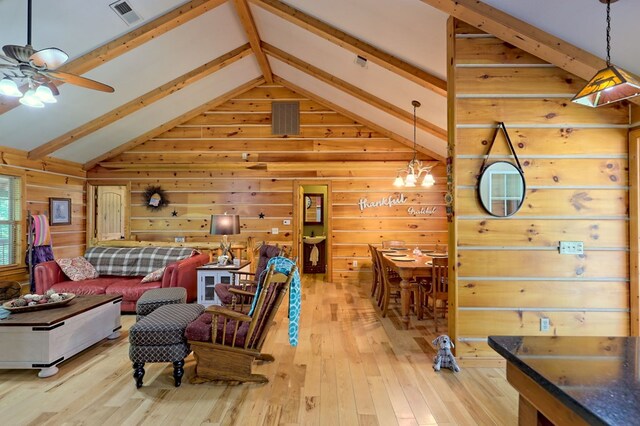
[0,78,22,97]
[422,172,435,187]
[19,89,45,108]
[35,85,57,103]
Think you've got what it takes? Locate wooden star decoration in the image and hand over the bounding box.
[171,210,178,217]
[258,212,265,219]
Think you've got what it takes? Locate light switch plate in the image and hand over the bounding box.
[272,228,279,235]
[283,219,291,225]
[540,317,550,332]
[353,260,358,267]
[559,241,584,255]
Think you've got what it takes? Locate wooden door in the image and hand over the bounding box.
[96,186,126,241]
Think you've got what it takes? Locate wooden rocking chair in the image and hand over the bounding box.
[187,263,296,383]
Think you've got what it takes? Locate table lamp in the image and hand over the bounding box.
[210,213,241,264]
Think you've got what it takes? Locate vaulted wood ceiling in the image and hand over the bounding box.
[0,0,638,169]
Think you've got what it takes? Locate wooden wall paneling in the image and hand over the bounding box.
[457,219,628,248]
[456,158,628,187]
[89,83,446,283]
[451,18,631,363]
[630,129,640,336]
[0,153,87,282]
[456,188,628,217]
[456,127,628,156]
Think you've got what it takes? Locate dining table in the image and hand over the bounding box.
[380,250,441,330]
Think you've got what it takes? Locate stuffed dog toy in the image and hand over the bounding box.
[432,335,460,372]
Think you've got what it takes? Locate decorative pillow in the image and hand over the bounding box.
[141,266,166,283]
[55,257,99,281]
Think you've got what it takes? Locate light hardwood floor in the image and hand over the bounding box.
[0,276,518,425]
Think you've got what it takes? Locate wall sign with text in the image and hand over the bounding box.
[358,193,437,215]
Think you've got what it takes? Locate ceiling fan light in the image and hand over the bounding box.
[19,89,44,108]
[0,77,22,97]
[35,85,57,103]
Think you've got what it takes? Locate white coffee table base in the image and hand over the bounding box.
[0,296,121,378]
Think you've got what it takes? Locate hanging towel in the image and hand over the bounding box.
[310,244,319,266]
[31,214,52,246]
[249,256,301,347]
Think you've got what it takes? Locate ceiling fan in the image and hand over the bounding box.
[0,0,114,108]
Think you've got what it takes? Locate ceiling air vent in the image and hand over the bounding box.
[110,1,142,26]
[272,101,300,136]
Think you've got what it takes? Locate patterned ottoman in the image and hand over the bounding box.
[129,303,204,388]
[136,287,187,320]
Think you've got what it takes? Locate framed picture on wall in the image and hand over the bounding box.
[49,198,71,226]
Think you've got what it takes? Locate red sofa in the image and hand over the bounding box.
[34,253,209,312]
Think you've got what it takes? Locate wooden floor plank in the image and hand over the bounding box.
[0,276,518,425]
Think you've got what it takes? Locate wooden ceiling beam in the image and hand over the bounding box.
[263,42,446,141]
[0,0,227,116]
[273,75,445,162]
[83,76,265,170]
[232,0,273,83]
[420,0,640,90]
[249,0,446,97]
[29,44,252,160]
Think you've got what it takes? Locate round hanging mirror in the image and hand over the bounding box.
[477,161,526,217]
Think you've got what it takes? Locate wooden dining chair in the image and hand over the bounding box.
[382,240,405,248]
[423,256,449,332]
[368,244,381,300]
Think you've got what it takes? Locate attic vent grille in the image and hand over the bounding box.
[110,1,142,26]
[272,101,300,135]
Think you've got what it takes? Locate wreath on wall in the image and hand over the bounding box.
[143,185,169,210]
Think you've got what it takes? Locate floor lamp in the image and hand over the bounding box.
[210,214,241,264]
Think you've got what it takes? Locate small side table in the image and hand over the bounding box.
[196,260,250,306]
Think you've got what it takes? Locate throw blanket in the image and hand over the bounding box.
[26,245,54,292]
[249,256,301,347]
[31,214,51,246]
[84,246,194,276]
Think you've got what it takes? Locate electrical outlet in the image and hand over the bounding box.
[353,260,358,267]
[174,236,185,243]
[283,219,291,225]
[271,228,279,235]
[540,317,550,332]
[559,241,584,255]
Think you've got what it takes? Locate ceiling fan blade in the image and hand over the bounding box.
[41,70,114,93]
[0,64,18,70]
[3,45,36,63]
[30,47,68,69]
[0,53,18,65]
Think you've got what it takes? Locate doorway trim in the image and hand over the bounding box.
[293,180,333,281]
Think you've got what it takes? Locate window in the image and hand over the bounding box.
[0,174,22,266]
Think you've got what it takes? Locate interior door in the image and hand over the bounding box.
[96,186,126,241]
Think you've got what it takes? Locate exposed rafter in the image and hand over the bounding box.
[421,0,640,107]
[232,0,273,83]
[83,77,266,170]
[262,42,446,141]
[273,75,445,162]
[0,0,228,116]
[249,0,446,97]
[29,44,253,160]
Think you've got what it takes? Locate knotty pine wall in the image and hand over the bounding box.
[0,147,86,282]
[87,84,447,283]
[449,19,631,363]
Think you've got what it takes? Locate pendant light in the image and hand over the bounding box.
[572,0,640,107]
[393,100,435,188]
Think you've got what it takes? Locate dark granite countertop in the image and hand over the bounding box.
[488,336,640,426]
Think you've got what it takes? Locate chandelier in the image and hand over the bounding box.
[572,0,640,107]
[393,100,435,187]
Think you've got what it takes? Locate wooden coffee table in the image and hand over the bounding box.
[0,294,122,378]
